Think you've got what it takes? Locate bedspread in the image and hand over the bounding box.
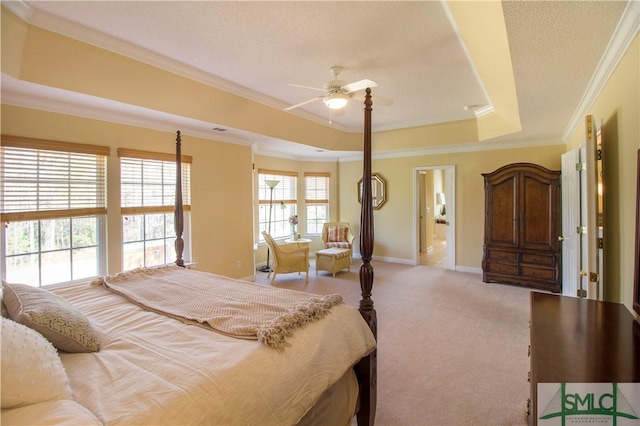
[92,266,344,349]
[50,273,376,425]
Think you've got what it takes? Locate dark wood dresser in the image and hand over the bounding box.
[482,163,561,292]
[529,292,640,425]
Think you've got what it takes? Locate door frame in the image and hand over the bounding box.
[413,165,456,268]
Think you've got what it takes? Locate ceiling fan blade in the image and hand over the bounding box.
[284,96,323,111]
[349,92,394,106]
[288,83,325,92]
[342,79,378,93]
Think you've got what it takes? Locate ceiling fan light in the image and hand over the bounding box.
[324,93,348,109]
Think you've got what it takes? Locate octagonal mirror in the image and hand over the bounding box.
[358,173,386,210]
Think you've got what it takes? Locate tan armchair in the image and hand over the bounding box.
[321,222,355,250]
[262,231,309,284]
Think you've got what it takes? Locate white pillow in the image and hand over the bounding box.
[1,317,72,409]
[1,399,102,425]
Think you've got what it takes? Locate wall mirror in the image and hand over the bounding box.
[358,173,386,210]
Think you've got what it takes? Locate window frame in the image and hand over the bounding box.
[119,148,192,270]
[1,136,109,286]
[304,172,330,236]
[257,169,297,241]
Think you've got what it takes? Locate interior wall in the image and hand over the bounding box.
[338,144,565,267]
[1,105,255,280]
[566,35,639,313]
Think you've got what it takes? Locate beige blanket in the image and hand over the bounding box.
[92,266,343,350]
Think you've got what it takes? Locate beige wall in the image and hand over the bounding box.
[567,35,639,313]
[1,105,255,279]
[337,145,565,266]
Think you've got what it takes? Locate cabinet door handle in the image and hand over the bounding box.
[558,235,565,242]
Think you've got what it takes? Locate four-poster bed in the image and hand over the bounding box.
[1,92,377,425]
[171,88,378,424]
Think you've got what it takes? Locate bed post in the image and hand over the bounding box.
[355,88,377,426]
[174,130,185,267]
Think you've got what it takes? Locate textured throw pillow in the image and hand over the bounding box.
[3,283,100,353]
[1,317,73,409]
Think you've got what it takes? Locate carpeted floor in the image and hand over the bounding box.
[255,259,533,426]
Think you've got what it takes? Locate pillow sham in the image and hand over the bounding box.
[1,317,72,409]
[3,283,100,353]
[1,292,8,319]
[327,226,349,243]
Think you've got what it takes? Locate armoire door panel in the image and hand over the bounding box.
[487,177,518,245]
[521,176,558,250]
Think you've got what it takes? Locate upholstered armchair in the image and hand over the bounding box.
[321,222,355,250]
[262,231,309,284]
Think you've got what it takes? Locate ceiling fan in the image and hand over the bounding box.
[284,66,391,111]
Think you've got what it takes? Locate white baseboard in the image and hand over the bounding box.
[454,265,483,274]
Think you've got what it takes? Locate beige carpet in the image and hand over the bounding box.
[255,259,532,426]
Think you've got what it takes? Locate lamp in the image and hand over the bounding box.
[259,179,280,273]
[323,93,348,110]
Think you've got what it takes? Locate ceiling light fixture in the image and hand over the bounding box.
[323,93,348,110]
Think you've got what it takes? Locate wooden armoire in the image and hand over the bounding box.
[482,163,561,292]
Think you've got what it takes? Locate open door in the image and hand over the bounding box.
[414,165,455,269]
[561,148,581,297]
[585,115,604,300]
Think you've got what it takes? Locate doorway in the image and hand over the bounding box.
[414,166,456,269]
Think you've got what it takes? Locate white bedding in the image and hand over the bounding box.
[49,274,376,425]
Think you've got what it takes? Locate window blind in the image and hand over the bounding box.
[119,150,191,214]
[304,173,329,204]
[0,137,108,222]
[257,169,297,204]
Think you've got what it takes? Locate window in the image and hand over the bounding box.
[1,136,109,286]
[119,149,191,270]
[305,173,329,234]
[258,170,297,240]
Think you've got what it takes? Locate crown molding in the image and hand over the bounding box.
[562,0,640,141]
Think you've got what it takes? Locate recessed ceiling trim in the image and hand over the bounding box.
[1,80,255,148]
[2,0,33,21]
[337,137,565,163]
[8,1,350,133]
[441,0,492,107]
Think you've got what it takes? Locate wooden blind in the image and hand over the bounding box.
[120,150,191,214]
[0,136,109,222]
[305,173,329,204]
[257,170,297,204]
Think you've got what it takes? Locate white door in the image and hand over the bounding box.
[585,115,604,300]
[561,149,581,297]
[579,146,590,297]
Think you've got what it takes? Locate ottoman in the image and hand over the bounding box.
[315,248,352,277]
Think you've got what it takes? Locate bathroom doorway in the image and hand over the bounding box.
[414,166,455,269]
